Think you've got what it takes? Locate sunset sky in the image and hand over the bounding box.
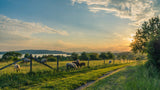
[0,0,160,52]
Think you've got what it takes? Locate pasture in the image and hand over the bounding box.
[0,60,137,89]
[0,59,136,74]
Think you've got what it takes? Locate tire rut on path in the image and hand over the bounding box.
[75,66,128,90]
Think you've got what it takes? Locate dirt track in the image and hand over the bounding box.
[75,67,127,90]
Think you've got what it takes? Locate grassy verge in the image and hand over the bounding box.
[86,62,160,90]
[0,63,133,90]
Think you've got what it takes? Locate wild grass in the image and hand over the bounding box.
[86,61,160,90]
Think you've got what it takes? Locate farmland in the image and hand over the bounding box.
[0,60,137,89]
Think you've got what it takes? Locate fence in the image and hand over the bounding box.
[0,54,136,74]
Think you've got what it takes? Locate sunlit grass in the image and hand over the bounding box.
[0,60,136,74]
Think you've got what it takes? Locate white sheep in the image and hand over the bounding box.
[14,64,20,72]
[23,58,30,64]
[41,58,47,63]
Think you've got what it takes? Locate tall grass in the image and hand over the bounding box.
[123,65,160,90]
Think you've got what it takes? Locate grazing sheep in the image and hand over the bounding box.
[79,62,85,67]
[109,60,112,64]
[23,58,30,64]
[72,59,80,67]
[41,58,47,63]
[14,64,20,72]
[66,63,77,70]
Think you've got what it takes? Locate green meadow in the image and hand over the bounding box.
[0,60,137,89]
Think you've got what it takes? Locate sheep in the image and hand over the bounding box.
[41,58,47,63]
[72,59,80,67]
[66,63,77,70]
[23,58,30,64]
[14,64,20,72]
[79,62,85,67]
[109,60,112,64]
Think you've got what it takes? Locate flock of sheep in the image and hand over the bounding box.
[66,59,85,70]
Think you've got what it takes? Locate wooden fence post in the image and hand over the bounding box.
[88,57,89,68]
[57,56,59,71]
[30,54,33,73]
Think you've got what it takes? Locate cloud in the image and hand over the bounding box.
[0,15,69,36]
[72,0,160,26]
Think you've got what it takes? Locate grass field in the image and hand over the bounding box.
[85,61,160,90]
[0,60,137,89]
[0,59,136,74]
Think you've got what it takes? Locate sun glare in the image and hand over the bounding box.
[128,34,135,42]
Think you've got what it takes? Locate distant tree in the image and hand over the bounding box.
[116,55,122,60]
[99,52,108,64]
[2,52,22,61]
[47,57,57,62]
[80,52,88,60]
[24,53,30,58]
[71,52,78,60]
[99,52,107,59]
[122,55,127,60]
[106,52,115,60]
[89,53,99,60]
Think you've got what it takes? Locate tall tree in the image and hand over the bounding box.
[130,16,160,53]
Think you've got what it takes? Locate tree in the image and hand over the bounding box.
[122,55,127,60]
[99,52,107,64]
[99,52,107,59]
[130,16,160,53]
[106,52,115,60]
[79,52,88,60]
[106,51,115,63]
[24,53,30,58]
[71,52,78,60]
[116,55,122,60]
[88,53,99,60]
[2,52,22,61]
[130,16,160,69]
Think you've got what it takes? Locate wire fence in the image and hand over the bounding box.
[0,57,137,75]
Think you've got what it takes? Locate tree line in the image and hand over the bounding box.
[0,51,146,62]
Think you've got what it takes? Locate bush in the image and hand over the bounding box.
[47,57,57,62]
[147,36,160,69]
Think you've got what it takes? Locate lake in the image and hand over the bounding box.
[0,54,70,59]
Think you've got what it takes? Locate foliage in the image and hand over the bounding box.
[24,53,30,58]
[71,52,78,60]
[122,55,127,60]
[146,36,160,69]
[47,57,57,62]
[79,52,88,60]
[130,16,160,53]
[106,51,115,60]
[88,53,99,60]
[2,52,22,61]
[99,52,107,59]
